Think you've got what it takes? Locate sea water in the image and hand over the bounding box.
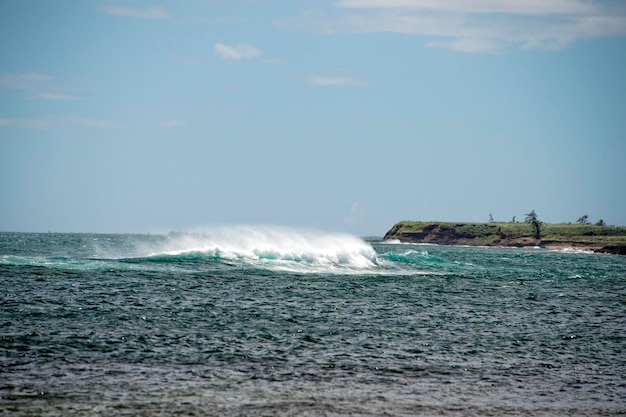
[1,228,625,416]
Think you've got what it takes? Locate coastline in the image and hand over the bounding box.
[383,221,626,255]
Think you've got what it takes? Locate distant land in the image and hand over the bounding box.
[383,221,626,255]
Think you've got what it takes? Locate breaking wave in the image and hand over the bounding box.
[134,225,380,273]
[0,228,477,275]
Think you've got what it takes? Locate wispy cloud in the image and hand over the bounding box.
[31,93,79,101]
[185,16,244,25]
[336,0,596,15]
[0,73,80,100]
[0,73,52,90]
[307,75,369,87]
[101,6,169,19]
[0,116,120,130]
[0,117,54,129]
[284,0,626,52]
[71,118,120,129]
[214,43,262,61]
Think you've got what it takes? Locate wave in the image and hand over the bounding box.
[0,227,449,275]
[0,254,195,274]
[379,249,449,267]
[549,247,594,255]
[131,225,380,273]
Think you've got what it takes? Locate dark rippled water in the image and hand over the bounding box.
[1,229,625,416]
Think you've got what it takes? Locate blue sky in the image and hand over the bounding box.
[1,0,625,235]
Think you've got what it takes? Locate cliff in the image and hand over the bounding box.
[383,221,626,255]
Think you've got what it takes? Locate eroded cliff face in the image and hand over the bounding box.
[383,222,626,254]
[383,223,514,245]
[595,245,626,255]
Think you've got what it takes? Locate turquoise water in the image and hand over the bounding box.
[1,228,625,416]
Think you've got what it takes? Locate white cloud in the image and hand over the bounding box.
[31,93,79,101]
[0,117,53,129]
[72,118,119,128]
[0,73,82,100]
[307,75,368,87]
[0,117,119,130]
[425,38,502,53]
[184,16,245,25]
[102,6,169,19]
[336,0,595,15]
[285,0,626,52]
[214,43,262,61]
[0,73,52,90]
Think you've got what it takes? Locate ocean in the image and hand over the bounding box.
[1,227,625,416]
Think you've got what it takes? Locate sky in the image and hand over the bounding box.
[1,0,625,236]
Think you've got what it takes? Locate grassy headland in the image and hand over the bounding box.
[383,221,626,255]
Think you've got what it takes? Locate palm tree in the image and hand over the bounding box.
[525,210,542,239]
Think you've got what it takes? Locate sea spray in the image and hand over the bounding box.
[146,225,380,271]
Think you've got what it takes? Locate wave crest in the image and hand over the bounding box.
[147,226,379,271]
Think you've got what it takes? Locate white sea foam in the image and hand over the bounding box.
[380,240,438,246]
[381,239,402,244]
[551,247,594,255]
[151,225,380,271]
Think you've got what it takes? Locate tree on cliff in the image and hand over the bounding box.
[525,210,542,239]
[577,214,589,224]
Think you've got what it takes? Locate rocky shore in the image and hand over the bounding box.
[383,221,626,255]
